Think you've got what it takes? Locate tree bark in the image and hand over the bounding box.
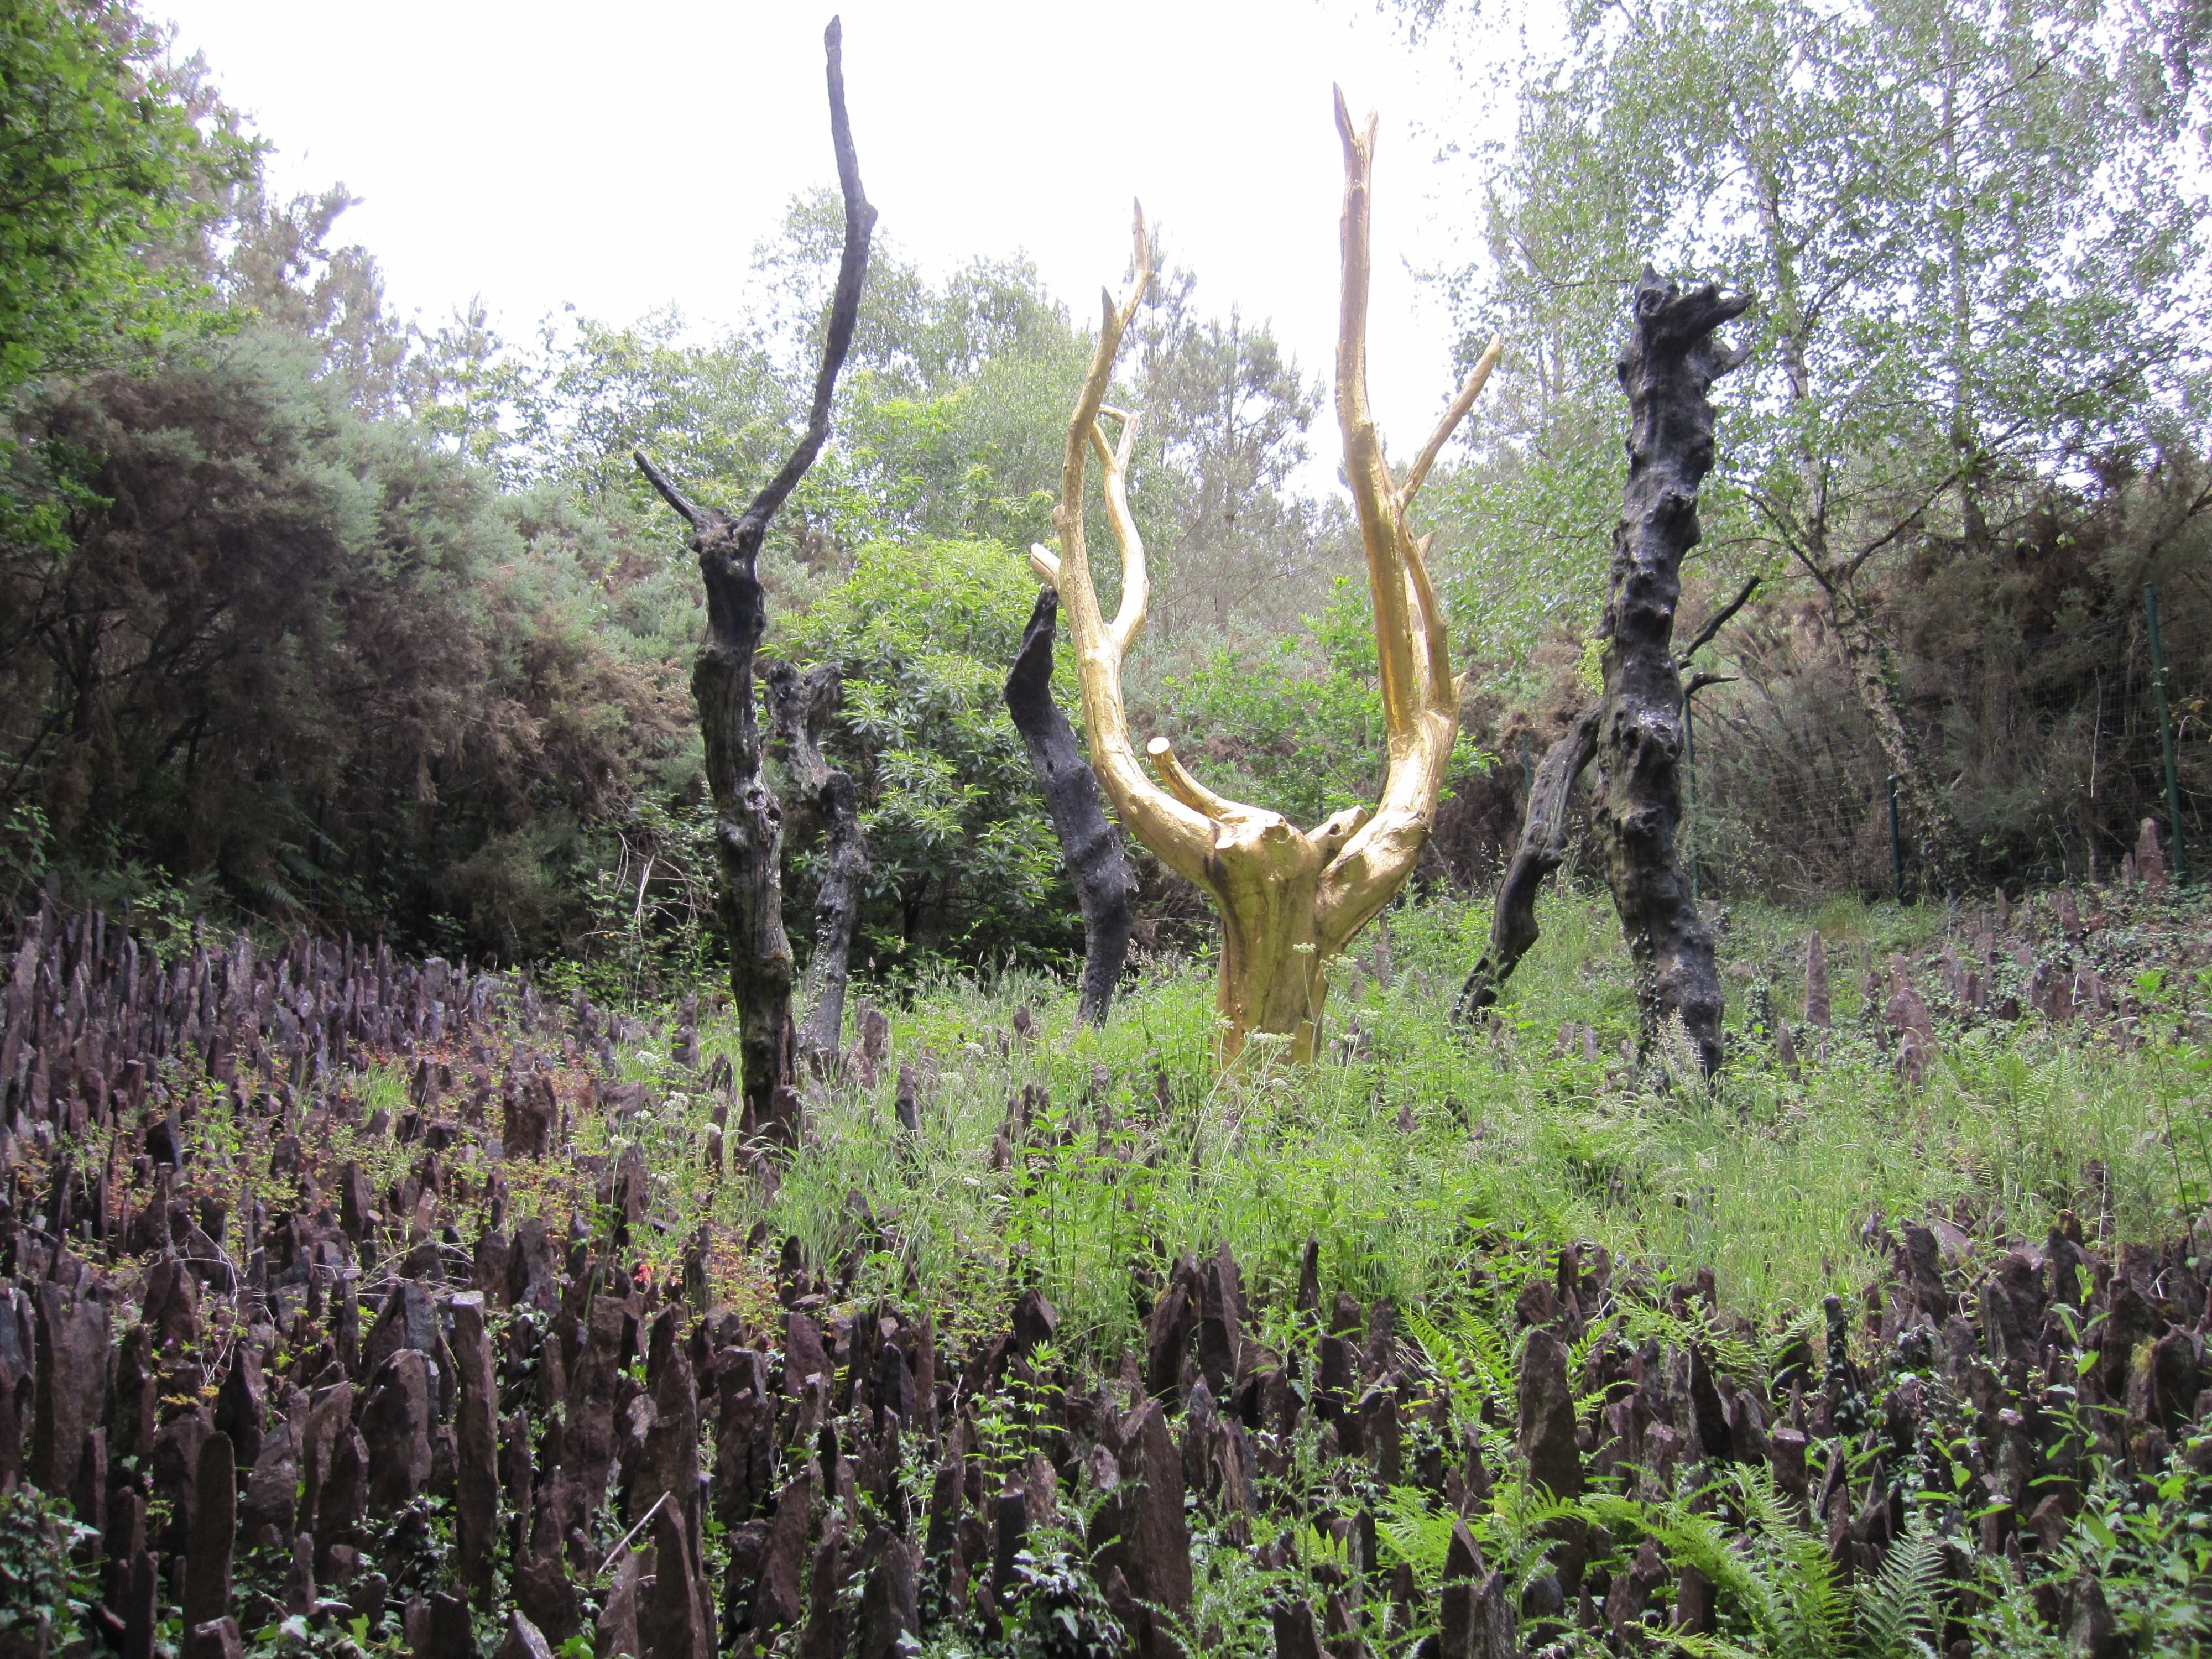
[634,20,874,1136]
[1824,592,1971,888]
[1452,703,1602,1024]
[765,661,868,1065]
[1739,133,1971,893]
[1003,589,1137,1026]
[1590,269,1748,1077]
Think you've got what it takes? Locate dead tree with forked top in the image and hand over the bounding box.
[1028,90,1500,1067]
[634,19,874,1136]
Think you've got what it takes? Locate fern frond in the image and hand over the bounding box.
[1853,1514,1947,1659]
[1569,1313,1620,1376]
[1475,1471,1589,1597]
[1586,1482,1809,1654]
[1651,1630,1766,1659]
[1402,1305,1455,1373]
[1454,1305,1520,1415]
[1620,1298,1763,1386]
[1760,1305,1825,1380]
[1772,1524,1848,1659]
[1374,1484,1456,1581]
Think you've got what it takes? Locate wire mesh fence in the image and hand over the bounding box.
[1670,580,2210,904]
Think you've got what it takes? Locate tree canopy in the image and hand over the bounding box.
[1,0,2207,974]
[0,0,253,394]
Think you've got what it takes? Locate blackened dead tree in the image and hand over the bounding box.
[634,18,874,1139]
[1457,270,1748,1078]
[765,661,867,1064]
[1592,270,1748,1072]
[1003,588,1137,1025]
[1453,572,1757,1025]
[1452,706,1602,1024]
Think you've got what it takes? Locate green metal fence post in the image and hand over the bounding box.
[2146,582,2191,888]
[1888,773,1904,904]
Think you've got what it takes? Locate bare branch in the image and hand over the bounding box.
[1401,335,1503,507]
[1146,737,1240,822]
[1332,85,1417,744]
[1089,408,1147,651]
[1042,202,1218,883]
[1311,80,1491,957]
[632,450,703,527]
[1403,531,1454,711]
[743,15,878,530]
[1675,573,1761,666]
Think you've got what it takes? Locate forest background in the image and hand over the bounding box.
[3,0,2210,998]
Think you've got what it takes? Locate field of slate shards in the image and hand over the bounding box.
[3,893,2212,1659]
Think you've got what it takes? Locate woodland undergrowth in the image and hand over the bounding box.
[469,883,2212,1351]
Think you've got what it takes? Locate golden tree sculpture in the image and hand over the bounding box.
[1029,91,1500,1065]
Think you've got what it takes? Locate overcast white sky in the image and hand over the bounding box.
[156,0,1511,498]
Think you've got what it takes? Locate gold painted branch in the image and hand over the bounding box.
[1030,98,1501,1067]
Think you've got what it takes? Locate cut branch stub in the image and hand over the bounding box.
[1030,93,1500,1067]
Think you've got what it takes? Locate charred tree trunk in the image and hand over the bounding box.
[1590,269,1748,1076]
[1003,589,1136,1025]
[1452,484,1759,1026]
[1452,703,1601,1023]
[634,20,874,1136]
[766,662,868,1064]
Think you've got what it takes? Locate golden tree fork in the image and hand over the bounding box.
[1028,90,1501,1065]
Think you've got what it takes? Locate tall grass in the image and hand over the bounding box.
[572,886,2211,1352]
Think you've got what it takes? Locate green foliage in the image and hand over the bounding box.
[0,0,255,394]
[0,330,689,958]
[781,536,1084,975]
[1585,1467,1855,1658]
[0,1486,96,1650]
[658,883,2212,1354]
[510,304,794,510]
[1425,0,2206,630]
[1160,575,1491,829]
[995,1546,1131,1658]
[1118,263,1331,653]
[1985,1425,2212,1651]
[1403,0,2212,895]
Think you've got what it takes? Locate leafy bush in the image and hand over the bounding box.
[781,536,1088,978]
[0,1486,96,1650]
[1160,576,1492,832]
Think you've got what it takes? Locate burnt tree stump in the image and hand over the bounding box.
[1003,588,1137,1026]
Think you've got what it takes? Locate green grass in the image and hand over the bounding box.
[565,884,2212,1354]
